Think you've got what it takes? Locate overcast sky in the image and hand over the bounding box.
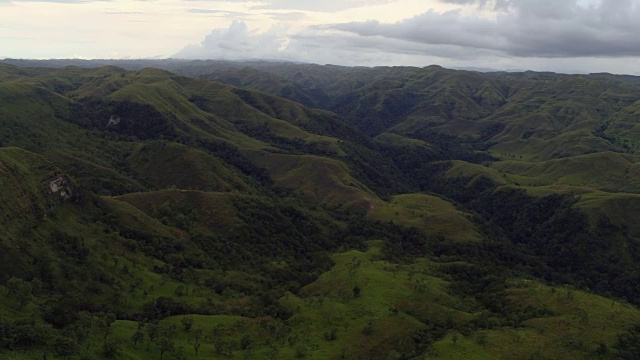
[3,0,640,74]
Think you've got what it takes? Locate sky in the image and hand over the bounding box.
[2,0,640,74]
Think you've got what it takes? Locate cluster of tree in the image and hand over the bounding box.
[196,138,273,188]
[410,128,497,163]
[425,172,640,306]
[69,98,179,141]
[236,122,336,157]
[613,324,640,359]
[332,88,420,136]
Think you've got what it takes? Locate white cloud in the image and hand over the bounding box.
[175,20,291,60]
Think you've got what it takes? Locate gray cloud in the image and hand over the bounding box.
[329,0,640,58]
[292,27,499,60]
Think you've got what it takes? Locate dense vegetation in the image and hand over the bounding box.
[4,59,640,359]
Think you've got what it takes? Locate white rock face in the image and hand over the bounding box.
[48,175,72,199]
[107,115,121,127]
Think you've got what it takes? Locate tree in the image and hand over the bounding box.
[0,316,14,350]
[353,285,361,298]
[180,316,193,332]
[193,327,203,356]
[192,327,203,343]
[174,285,186,297]
[214,338,232,357]
[146,322,159,350]
[42,296,80,328]
[157,336,175,359]
[131,330,144,347]
[51,336,78,359]
[101,312,116,340]
[323,328,338,341]
[155,324,178,359]
[6,277,20,296]
[194,338,202,357]
[6,278,33,309]
[72,312,93,349]
[240,334,252,350]
[102,338,121,359]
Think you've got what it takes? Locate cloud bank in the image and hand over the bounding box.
[171,0,640,73]
[332,0,640,58]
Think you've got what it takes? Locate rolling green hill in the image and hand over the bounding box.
[3,60,640,359]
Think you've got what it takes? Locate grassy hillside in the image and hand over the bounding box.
[369,194,481,242]
[243,150,379,209]
[491,152,640,192]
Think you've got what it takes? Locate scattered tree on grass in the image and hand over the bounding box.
[192,327,204,356]
[131,330,144,347]
[353,285,361,298]
[136,318,146,330]
[146,322,159,350]
[192,327,203,343]
[102,338,121,359]
[194,338,201,357]
[157,336,175,359]
[180,316,193,332]
[214,338,233,357]
[157,324,177,359]
[100,313,116,340]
